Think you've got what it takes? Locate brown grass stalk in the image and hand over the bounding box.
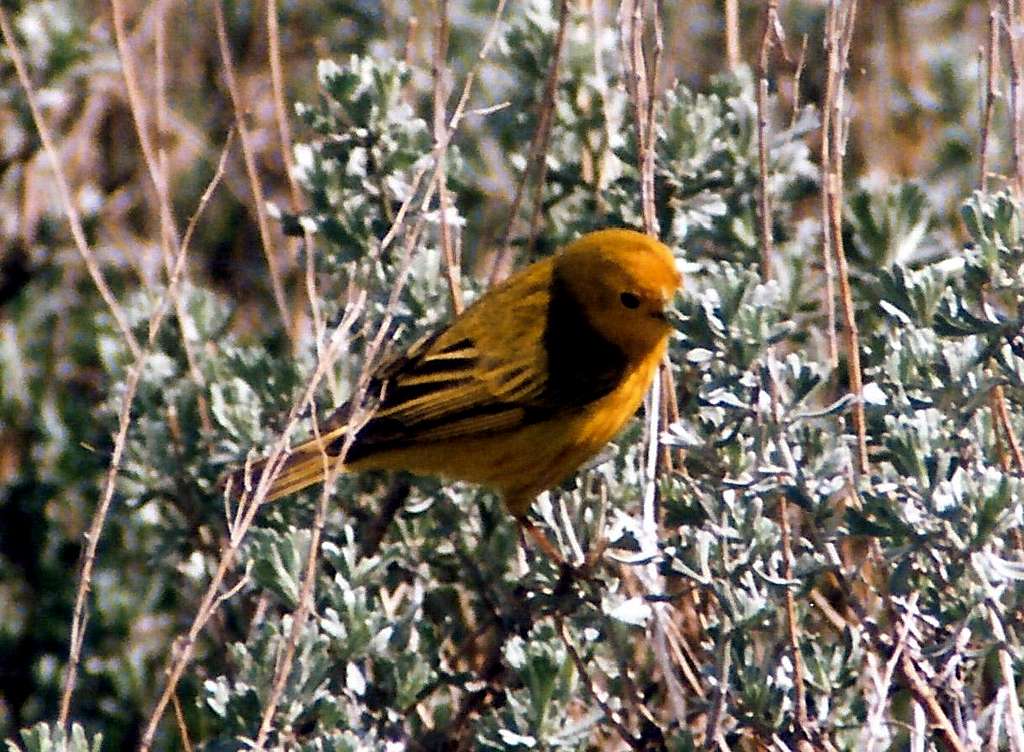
[702,629,732,749]
[59,362,142,726]
[266,0,303,240]
[1006,1,1024,196]
[171,692,194,752]
[252,482,331,749]
[109,0,213,434]
[725,0,741,71]
[153,0,213,434]
[432,0,465,315]
[248,201,427,742]
[790,35,808,130]
[977,6,1024,478]
[981,5,1001,191]
[109,1,209,415]
[754,4,810,737]
[251,208,433,742]
[822,0,868,476]
[489,0,570,283]
[755,0,784,283]
[109,0,178,242]
[618,0,691,729]
[818,21,840,369]
[212,0,294,342]
[993,384,1024,472]
[621,0,658,235]
[266,0,338,399]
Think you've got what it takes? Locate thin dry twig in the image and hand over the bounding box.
[266,0,337,397]
[152,0,213,434]
[171,691,194,752]
[1006,0,1024,196]
[622,0,659,235]
[821,0,868,475]
[790,35,809,130]
[897,651,968,752]
[432,0,465,315]
[59,133,231,727]
[724,0,741,71]
[754,4,810,736]
[252,210,432,744]
[145,187,431,746]
[110,0,209,415]
[108,0,214,439]
[252,481,330,748]
[212,0,294,341]
[981,5,1001,191]
[109,0,180,244]
[703,629,732,749]
[755,0,785,282]
[557,618,646,750]
[266,0,303,240]
[984,6,1024,477]
[59,362,142,725]
[862,616,911,750]
[489,0,571,283]
[779,496,811,735]
[618,0,689,728]
[993,384,1024,472]
[818,18,840,369]
[987,603,1024,752]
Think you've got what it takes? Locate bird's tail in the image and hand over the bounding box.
[229,427,349,502]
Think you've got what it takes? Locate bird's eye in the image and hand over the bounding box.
[620,291,641,309]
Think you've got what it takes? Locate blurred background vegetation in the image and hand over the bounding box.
[4,0,1024,749]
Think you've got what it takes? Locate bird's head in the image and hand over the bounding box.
[554,229,682,361]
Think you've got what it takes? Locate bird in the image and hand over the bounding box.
[235,228,681,559]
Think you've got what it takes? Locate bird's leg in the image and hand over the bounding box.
[516,515,568,568]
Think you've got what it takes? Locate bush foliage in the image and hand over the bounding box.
[2,1,1023,750]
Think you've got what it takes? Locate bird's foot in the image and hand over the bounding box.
[516,516,604,583]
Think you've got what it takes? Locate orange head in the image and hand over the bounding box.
[554,229,682,361]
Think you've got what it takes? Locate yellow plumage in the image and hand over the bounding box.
[240,228,681,519]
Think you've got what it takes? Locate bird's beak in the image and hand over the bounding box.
[651,298,673,323]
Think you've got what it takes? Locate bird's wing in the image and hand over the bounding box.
[344,273,556,456]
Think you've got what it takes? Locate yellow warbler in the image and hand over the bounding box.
[239,228,680,535]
